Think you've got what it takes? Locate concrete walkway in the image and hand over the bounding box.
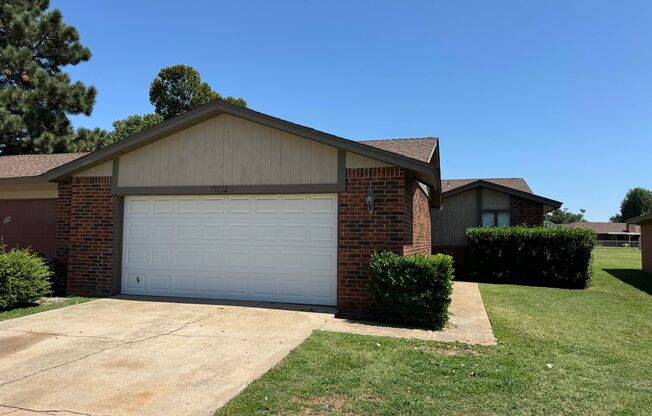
[0,298,334,416]
[321,281,497,345]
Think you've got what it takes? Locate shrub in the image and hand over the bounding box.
[465,226,596,288]
[368,252,453,330]
[0,248,53,309]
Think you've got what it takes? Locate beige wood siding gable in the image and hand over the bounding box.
[117,114,339,187]
[481,188,510,210]
[0,183,59,199]
[345,152,393,169]
[73,161,113,177]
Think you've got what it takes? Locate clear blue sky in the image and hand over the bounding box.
[57,0,651,221]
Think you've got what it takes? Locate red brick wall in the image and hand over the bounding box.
[66,177,115,296]
[404,179,432,256]
[511,196,544,226]
[337,167,432,314]
[56,183,72,266]
[642,221,652,275]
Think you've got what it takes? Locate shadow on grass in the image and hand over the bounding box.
[604,269,652,295]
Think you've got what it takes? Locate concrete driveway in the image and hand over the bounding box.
[0,297,334,416]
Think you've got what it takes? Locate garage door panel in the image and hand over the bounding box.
[124,219,335,245]
[124,245,336,275]
[124,271,145,289]
[200,277,221,292]
[123,269,337,304]
[150,273,172,290]
[175,276,196,291]
[122,194,337,305]
[309,196,337,214]
[200,251,222,266]
[126,196,336,219]
[227,224,250,240]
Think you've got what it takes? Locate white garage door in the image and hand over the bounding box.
[121,194,337,305]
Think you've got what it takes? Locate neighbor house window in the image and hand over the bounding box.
[480,188,511,227]
[482,213,495,227]
[481,212,511,227]
[497,212,510,227]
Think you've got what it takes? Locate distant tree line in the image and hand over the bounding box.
[546,187,652,225]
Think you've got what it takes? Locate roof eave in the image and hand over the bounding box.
[0,175,51,185]
[627,212,652,224]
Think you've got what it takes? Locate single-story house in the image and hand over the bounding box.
[0,100,441,314]
[430,177,562,266]
[561,222,641,247]
[626,212,652,274]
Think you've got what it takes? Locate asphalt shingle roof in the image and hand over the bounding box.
[561,222,640,234]
[0,153,87,179]
[359,137,437,163]
[441,178,533,194]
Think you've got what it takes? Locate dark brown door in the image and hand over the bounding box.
[0,199,57,257]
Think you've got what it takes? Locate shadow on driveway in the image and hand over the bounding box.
[604,268,652,295]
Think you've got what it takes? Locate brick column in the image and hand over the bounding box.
[56,182,72,266]
[403,177,432,255]
[66,177,115,296]
[337,167,432,314]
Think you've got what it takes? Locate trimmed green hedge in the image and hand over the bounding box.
[465,226,596,288]
[0,248,52,309]
[368,252,453,329]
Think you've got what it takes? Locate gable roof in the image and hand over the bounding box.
[561,222,641,234]
[359,138,437,163]
[42,99,440,189]
[0,153,86,182]
[0,100,441,204]
[441,177,562,212]
[442,178,532,194]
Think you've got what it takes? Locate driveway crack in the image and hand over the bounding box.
[0,314,212,389]
[0,403,109,416]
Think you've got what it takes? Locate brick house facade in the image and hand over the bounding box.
[3,100,441,314]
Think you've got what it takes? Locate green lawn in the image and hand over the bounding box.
[217,247,652,415]
[0,297,93,321]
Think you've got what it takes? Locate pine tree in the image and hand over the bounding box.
[0,0,97,154]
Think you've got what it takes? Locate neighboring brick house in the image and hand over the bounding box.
[627,212,652,275]
[0,100,440,315]
[561,222,641,247]
[431,178,562,273]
